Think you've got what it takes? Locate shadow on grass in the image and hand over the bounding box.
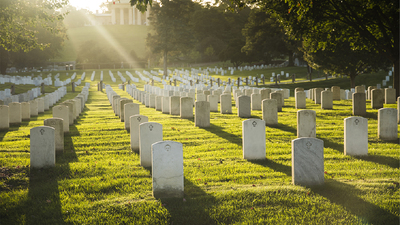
[250,158,291,177]
[311,180,399,225]
[319,137,344,153]
[158,178,217,225]
[203,123,242,146]
[354,155,399,169]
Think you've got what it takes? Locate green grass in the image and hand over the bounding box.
[54,25,149,62]
[0,69,398,224]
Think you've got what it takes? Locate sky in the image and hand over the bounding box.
[68,0,108,13]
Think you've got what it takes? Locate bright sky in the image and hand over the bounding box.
[68,0,108,13]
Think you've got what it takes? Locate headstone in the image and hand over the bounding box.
[295,87,304,93]
[237,95,251,118]
[344,117,368,156]
[295,91,306,109]
[378,108,398,141]
[155,96,162,111]
[116,97,128,117]
[197,93,206,102]
[242,119,266,160]
[44,118,64,153]
[220,94,232,114]
[245,89,253,96]
[195,101,210,128]
[124,103,140,131]
[367,86,376,100]
[180,97,193,119]
[119,99,133,122]
[384,88,396,104]
[152,141,184,198]
[331,86,340,100]
[162,96,170,114]
[352,93,366,116]
[260,89,271,100]
[170,96,181,116]
[314,88,324,104]
[371,89,384,109]
[43,95,50,111]
[139,122,163,167]
[29,100,38,117]
[149,94,156,108]
[21,102,30,121]
[37,98,44,114]
[398,97,400,124]
[321,91,333,109]
[53,105,69,133]
[355,86,365,93]
[270,92,283,112]
[292,137,324,186]
[130,115,148,152]
[251,93,262,111]
[30,126,55,168]
[262,99,278,126]
[0,106,9,130]
[297,110,316,138]
[9,102,22,125]
[61,102,74,125]
[208,95,218,112]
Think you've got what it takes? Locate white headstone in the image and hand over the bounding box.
[344,117,368,156]
[208,95,219,112]
[262,99,278,126]
[9,102,22,124]
[37,98,44,114]
[251,93,261,111]
[170,96,181,115]
[152,141,184,198]
[162,96,170,114]
[44,118,64,153]
[119,99,133,122]
[0,106,9,130]
[130,115,148,152]
[297,110,316,138]
[29,100,38,117]
[180,97,193,119]
[21,102,30,121]
[378,108,398,141]
[30,126,55,168]
[220,94,232,114]
[139,122,163,167]
[292,137,324,186]
[295,91,306,109]
[242,119,266,160]
[124,103,140,131]
[53,105,69,133]
[237,95,251,118]
[195,101,210,127]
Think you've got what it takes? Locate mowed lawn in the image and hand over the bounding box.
[0,70,399,224]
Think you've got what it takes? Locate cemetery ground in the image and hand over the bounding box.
[0,69,399,224]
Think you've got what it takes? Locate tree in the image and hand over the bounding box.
[0,0,67,74]
[242,0,399,96]
[62,5,90,28]
[303,39,390,88]
[242,9,299,66]
[219,38,249,67]
[144,0,195,76]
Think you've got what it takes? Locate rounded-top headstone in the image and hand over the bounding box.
[30,126,55,168]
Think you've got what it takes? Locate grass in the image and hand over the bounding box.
[53,25,149,62]
[0,68,398,224]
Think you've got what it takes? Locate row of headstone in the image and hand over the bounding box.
[105,85,184,198]
[29,83,90,169]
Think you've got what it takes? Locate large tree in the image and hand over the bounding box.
[142,0,195,76]
[239,0,399,96]
[242,9,299,66]
[0,0,67,74]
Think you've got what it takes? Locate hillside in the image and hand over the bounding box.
[53,25,149,62]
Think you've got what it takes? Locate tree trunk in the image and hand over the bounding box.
[288,51,294,67]
[350,73,356,88]
[393,60,399,98]
[307,65,312,81]
[163,50,167,77]
[0,48,9,75]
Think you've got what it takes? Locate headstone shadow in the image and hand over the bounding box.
[158,178,217,225]
[354,155,399,169]
[203,123,242,145]
[318,137,344,153]
[249,158,291,177]
[311,179,399,225]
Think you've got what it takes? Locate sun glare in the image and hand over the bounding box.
[69,0,107,13]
